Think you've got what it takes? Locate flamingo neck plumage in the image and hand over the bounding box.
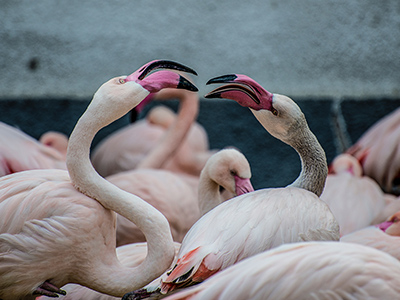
[137,92,199,170]
[287,127,328,197]
[197,172,223,216]
[66,90,175,295]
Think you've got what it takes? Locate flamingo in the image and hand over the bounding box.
[91,88,215,178]
[111,147,254,246]
[0,59,198,299]
[321,153,400,235]
[124,74,339,298]
[155,242,400,300]
[341,210,400,260]
[346,107,400,195]
[0,122,67,176]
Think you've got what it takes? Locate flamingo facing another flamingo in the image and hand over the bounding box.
[124,74,339,299]
[0,60,198,299]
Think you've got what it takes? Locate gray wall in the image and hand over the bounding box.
[1,0,400,98]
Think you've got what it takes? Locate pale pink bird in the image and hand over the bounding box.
[125,74,339,298]
[111,147,253,246]
[0,60,198,299]
[0,122,67,176]
[321,153,400,235]
[157,242,400,300]
[341,210,400,260]
[91,88,215,178]
[346,107,400,195]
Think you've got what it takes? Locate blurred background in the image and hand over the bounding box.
[0,0,399,189]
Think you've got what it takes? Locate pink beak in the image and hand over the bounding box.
[234,175,254,196]
[125,59,198,93]
[125,60,198,122]
[205,74,273,111]
[376,221,393,232]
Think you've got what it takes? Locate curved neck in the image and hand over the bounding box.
[287,128,328,197]
[137,92,199,169]
[66,106,175,295]
[197,170,223,216]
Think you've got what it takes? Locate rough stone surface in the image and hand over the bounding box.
[1,1,400,98]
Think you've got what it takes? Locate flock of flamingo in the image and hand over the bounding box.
[0,59,400,300]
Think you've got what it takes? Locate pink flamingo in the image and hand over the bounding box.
[0,122,67,176]
[125,74,339,298]
[112,148,254,246]
[0,60,198,299]
[341,209,400,260]
[91,88,215,178]
[158,242,400,300]
[321,153,400,235]
[346,107,400,195]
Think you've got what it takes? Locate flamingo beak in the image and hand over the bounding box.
[376,221,393,232]
[234,175,254,196]
[126,60,198,122]
[205,74,273,111]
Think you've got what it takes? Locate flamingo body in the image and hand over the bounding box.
[0,169,116,298]
[161,242,400,300]
[0,122,66,176]
[161,187,339,292]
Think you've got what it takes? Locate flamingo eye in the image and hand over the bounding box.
[119,78,126,84]
[271,108,278,116]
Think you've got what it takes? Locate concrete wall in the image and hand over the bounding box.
[1,0,400,98]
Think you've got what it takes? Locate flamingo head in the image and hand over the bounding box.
[376,211,400,236]
[205,74,306,143]
[90,60,197,127]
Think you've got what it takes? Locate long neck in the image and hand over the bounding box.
[287,127,328,197]
[66,107,175,295]
[197,170,223,216]
[137,93,199,169]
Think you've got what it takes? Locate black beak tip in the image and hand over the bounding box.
[177,76,198,92]
[206,74,238,85]
[129,108,139,123]
[139,60,198,80]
